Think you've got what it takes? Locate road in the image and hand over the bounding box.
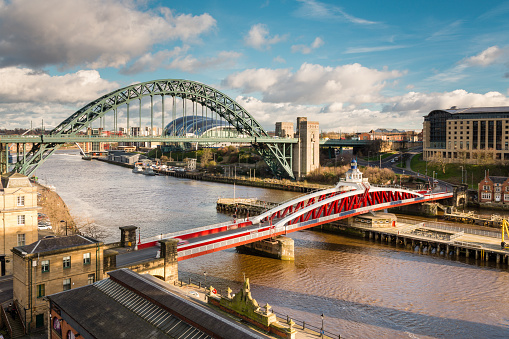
[0,275,13,304]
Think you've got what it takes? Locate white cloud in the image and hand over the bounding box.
[273,56,286,64]
[223,62,403,105]
[244,24,286,50]
[463,46,506,67]
[0,67,118,104]
[0,0,216,69]
[384,90,509,114]
[291,37,324,54]
[121,48,241,74]
[345,45,406,54]
[295,0,378,25]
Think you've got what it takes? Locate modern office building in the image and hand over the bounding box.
[423,106,509,163]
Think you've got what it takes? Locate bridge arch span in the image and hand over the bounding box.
[14,79,293,177]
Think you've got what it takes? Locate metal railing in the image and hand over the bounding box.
[272,309,341,339]
[398,217,502,239]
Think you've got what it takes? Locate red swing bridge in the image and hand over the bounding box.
[129,160,454,264]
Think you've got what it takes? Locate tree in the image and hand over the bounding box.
[200,148,213,167]
[73,216,111,241]
[429,151,447,174]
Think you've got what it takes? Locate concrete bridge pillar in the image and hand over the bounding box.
[465,249,470,258]
[456,247,460,256]
[119,225,138,248]
[238,236,294,260]
[159,239,179,283]
[496,254,501,263]
[475,250,479,260]
[446,245,450,255]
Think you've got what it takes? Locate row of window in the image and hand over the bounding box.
[37,274,95,298]
[41,253,91,273]
[482,185,509,192]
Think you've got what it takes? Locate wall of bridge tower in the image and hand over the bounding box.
[292,117,319,179]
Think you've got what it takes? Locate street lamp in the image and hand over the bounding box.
[204,271,207,288]
[368,151,371,167]
[460,166,464,184]
[321,313,324,339]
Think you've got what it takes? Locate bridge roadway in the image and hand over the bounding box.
[116,219,275,267]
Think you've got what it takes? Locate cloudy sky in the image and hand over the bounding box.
[1,0,509,132]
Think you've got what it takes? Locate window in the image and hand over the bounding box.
[483,185,491,191]
[17,196,25,206]
[83,253,91,265]
[17,234,25,246]
[53,317,62,336]
[37,284,45,298]
[496,187,501,192]
[63,256,71,269]
[63,278,71,291]
[505,194,509,201]
[41,260,50,273]
[88,273,95,285]
[17,215,25,225]
[481,192,492,200]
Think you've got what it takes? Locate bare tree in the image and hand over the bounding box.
[72,216,111,241]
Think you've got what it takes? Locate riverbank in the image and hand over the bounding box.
[95,157,331,193]
[34,181,74,236]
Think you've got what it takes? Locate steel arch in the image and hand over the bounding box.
[13,79,294,177]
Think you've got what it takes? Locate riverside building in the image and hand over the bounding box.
[423,106,509,163]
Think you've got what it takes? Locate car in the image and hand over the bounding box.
[188,291,199,298]
[43,235,56,239]
[38,224,52,230]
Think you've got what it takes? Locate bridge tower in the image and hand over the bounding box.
[292,117,319,179]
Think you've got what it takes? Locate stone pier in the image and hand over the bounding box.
[238,236,295,261]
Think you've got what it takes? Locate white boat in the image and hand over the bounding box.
[132,165,144,174]
[142,167,156,176]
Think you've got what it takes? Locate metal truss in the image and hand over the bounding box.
[253,186,423,227]
[12,79,294,178]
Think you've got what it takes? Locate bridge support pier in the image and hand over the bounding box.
[475,250,479,260]
[456,247,460,256]
[160,239,179,282]
[465,249,470,258]
[237,236,294,261]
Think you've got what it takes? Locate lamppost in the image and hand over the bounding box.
[367,151,370,167]
[321,313,324,338]
[204,271,207,289]
[60,220,68,236]
[432,171,436,188]
[379,153,382,168]
[460,166,464,184]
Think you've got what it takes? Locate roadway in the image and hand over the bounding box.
[0,275,13,304]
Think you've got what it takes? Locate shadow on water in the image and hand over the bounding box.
[179,269,509,338]
[293,230,509,272]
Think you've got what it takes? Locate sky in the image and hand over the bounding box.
[1,0,509,133]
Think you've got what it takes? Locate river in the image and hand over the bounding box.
[35,151,509,338]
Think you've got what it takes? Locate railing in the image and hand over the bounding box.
[13,301,26,335]
[1,303,13,339]
[272,309,341,339]
[398,217,502,239]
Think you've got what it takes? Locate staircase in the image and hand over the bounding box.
[1,302,25,338]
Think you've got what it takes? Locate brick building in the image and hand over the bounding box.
[11,235,104,331]
[478,174,509,203]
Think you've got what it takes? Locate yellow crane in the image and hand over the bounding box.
[502,219,509,249]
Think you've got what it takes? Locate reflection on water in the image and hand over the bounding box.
[37,151,509,338]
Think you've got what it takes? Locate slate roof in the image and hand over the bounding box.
[15,235,100,255]
[489,176,508,184]
[47,269,269,339]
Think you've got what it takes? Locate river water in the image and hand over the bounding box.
[36,151,509,338]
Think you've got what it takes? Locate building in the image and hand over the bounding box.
[275,122,294,138]
[293,117,319,179]
[11,235,104,331]
[423,106,509,163]
[46,268,269,339]
[0,173,39,275]
[478,174,509,203]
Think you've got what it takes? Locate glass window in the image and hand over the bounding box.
[67,330,76,339]
[88,273,95,285]
[53,317,62,336]
[37,284,45,298]
[17,196,25,206]
[17,234,25,246]
[63,256,71,269]
[17,215,25,225]
[63,278,71,291]
[41,260,50,273]
[83,253,91,265]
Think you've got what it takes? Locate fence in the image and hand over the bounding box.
[398,217,502,239]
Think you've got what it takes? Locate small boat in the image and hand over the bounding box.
[142,167,156,176]
[132,165,144,174]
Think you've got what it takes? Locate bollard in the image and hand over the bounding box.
[198,282,201,289]
[189,277,191,285]
[302,321,305,330]
[180,280,183,287]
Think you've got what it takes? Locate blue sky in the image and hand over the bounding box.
[1,0,509,132]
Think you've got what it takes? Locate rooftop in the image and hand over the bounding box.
[13,235,101,255]
[47,269,269,339]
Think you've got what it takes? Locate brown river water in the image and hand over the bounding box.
[36,151,509,338]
